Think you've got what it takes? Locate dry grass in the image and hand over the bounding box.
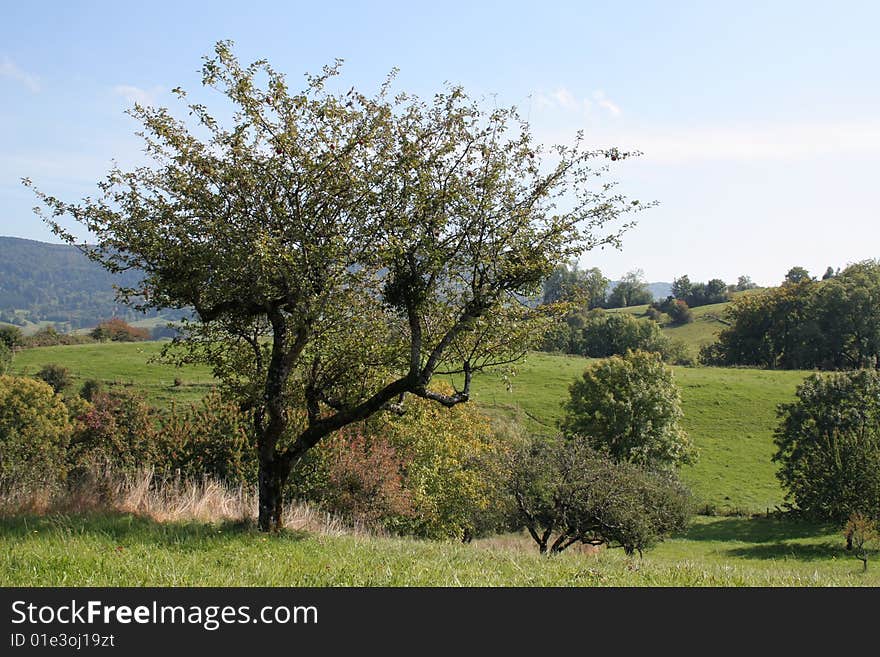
[0,468,366,537]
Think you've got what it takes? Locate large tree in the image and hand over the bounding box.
[26,42,645,531]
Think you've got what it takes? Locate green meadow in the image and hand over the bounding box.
[5,341,850,587]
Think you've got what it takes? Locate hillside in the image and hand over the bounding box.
[0,236,183,332]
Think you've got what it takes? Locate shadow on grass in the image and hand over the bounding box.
[0,512,309,549]
[682,516,835,543]
[723,541,849,562]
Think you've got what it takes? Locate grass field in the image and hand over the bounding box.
[0,512,873,586]
[9,341,214,406]
[469,352,807,512]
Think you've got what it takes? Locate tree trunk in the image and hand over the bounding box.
[258,457,289,532]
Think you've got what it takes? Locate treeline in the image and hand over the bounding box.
[538,264,756,363]
[702,261,880,370]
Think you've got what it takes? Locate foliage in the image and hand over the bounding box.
[671,275,729,307]
[69,388,161,475]
[504,436,693,554]
[843,512,878,571]
[0,375,71,486]
[560,350,696,469]
[28,41,645,530]
[702,260,880,369]
[773,369,880,523]
[605,269,653,308]
[541,263,608,308]
[156,393,256,486]
[735,275,758,291]
[35,363,73,394]
[292,391,508,539]
[0,325,23,350]
[90,318,150,342]
[0,342,10,375]
[23,326,94,348]
[784,266,813,285]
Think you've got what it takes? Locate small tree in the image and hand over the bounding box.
[27,42,646,531]
[560,350,695,469]
[843,513,878,572]
[773,370,880,522]
[606,269,653,308]
[505,437,692,555]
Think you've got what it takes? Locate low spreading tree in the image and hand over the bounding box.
[504,437,692,555]
[27,42,646,531]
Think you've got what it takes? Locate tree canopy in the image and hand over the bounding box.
[26,41,646,530]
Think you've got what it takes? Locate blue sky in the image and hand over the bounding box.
[2,0,878,285]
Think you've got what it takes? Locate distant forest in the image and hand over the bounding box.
[0,236,185,330]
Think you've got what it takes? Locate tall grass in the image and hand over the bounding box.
[0,468,361,537]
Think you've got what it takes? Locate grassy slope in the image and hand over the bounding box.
[468,352,807,512]
[1,513,873,586]
[9,341,214,406]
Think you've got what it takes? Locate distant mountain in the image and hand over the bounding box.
[608,279,672,301]
[0,236,183,331]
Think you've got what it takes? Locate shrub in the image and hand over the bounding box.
[666,299,693,325]
[157,393,255,487]
[314,429,414,526]
[844,512,878,571]
[90,318,150,342]
[773,369,880,522]
[291,391,508,540]
[0,325,23,350]
[35,363,73,394]
[0,375,71,487]
[0,342,10,375]
[504,436,693,555]
[560,350,696,470]
[79,378,104,402]
[69,388,160,475]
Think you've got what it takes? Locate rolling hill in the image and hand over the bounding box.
[0,236,183,332]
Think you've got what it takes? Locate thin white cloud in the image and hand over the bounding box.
[113,84,164,106]
[532,119,880,164]
[600,122,880,163]
[0,55,41,92]
[534,86,622,118]
[592,90,621,117]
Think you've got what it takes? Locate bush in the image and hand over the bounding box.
[24,326,94,348]
[35,363,73,394]
[504,436,693,554]
[666,299,693,325]
[291,391,508,540]
[0,342,10,375]
[0,325,23,350]
[560,350,696,469]
[157,393,255,486]
[90,318,150,342]
[773,369,880,522]
[0,375,71,486]
[79,379,104,402]
[69,388,161,475]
